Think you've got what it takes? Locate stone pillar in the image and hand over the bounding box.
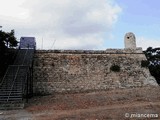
[124,32,136,49]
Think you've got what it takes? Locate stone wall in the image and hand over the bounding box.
[33,48,157,94]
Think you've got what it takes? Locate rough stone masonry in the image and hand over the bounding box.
[33,33,158,94]
[124,32,136,49]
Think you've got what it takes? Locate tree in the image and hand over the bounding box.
[0,29,18,52]
[144,47,160,85]
[0,29,18,77]
[0,30,6,53]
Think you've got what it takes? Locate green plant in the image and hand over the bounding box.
[110,64,120,72]
[141,60,149,68]
[144,47,160,84]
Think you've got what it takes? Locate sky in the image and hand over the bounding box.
[0,0,160,50]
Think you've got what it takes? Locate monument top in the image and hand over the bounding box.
[124,32,136,49]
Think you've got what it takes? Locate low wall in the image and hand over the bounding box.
[33,49,157,94]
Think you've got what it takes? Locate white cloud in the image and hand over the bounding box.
[0,0,27,18]
[0,0,121,49]
[137,37,160,50]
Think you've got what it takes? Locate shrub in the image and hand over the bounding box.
[110,64,120,72]
[141,60,149,68]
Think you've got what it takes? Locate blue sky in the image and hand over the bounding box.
[0,0,160,50]
[109,0,160,49]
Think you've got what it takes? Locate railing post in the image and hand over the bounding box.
[29,67,33,97]
[31,63,33,97]
[26,71,29,103]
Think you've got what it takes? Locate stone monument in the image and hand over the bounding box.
[124,32,136,49]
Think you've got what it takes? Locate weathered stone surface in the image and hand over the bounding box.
[124,32,136,49]
[33,49,157,94]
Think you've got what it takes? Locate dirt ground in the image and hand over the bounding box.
[0,86,160,120]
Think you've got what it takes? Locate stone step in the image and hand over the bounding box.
[0,100,22,103]
[0,49,34,110]
[0,102,25,110]
[0,86,23,89]
[0,95,22,102]
[0,90,22,93]
[0,95,22,98]
[0,93,22,96]
[0,89,23,91]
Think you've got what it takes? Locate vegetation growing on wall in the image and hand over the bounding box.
[110,64,120,72]
[144,47,160,85]
[141,60,149,68]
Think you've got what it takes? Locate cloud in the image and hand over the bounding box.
[137,37,160,50]
[0,0,121,49]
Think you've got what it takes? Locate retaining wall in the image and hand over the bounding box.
[33,48,157,94]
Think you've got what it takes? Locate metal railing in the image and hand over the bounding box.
[0,49,35,104]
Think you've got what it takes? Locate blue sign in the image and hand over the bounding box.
[20,37,36,49]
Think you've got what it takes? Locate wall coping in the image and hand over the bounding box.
[35,47,143,54]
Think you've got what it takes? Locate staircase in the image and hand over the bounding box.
[0,49,34,110]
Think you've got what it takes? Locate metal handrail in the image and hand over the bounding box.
[0,65,28,87]
[22,49,28,65]
[0,66,13,87]
[7,66,20,102]
[22,67,29,93]
[0,48,35,103]
[22,68,29,101]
